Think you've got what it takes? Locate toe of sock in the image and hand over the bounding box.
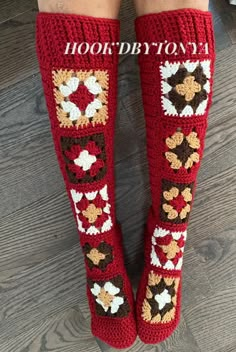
[91,313,137,349]
[136,268,182,344]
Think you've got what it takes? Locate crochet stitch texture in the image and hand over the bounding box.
[36,13,137,349]
[135,9,215,344]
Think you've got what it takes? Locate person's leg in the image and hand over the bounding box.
[36,0,137,349]
[38,0,121,18]
[135,0,208,15]
[134,0,214,344]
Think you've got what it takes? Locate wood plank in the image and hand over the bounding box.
[0,0,37,23]
[0,9,38,89]
[184,287,236,352]
[0,307,101,352]
[0,245,87,342]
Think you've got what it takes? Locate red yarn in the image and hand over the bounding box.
[135,9,215,344]
[36,13,137,349]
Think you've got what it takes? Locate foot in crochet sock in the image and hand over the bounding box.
[36,13,137,349]
[135,9,215,343]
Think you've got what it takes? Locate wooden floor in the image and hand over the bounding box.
[0,0,236,351]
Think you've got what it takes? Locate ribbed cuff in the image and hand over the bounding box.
[36,12,120,69]
[135,9,215,60]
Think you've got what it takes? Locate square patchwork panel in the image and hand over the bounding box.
[161,121,207,177]
[151,226,187,270]
[160,60,211,117]
[70,185,113,235]
[53,69,108,128]
[160,180,194,224]
[142,271,180,324]
[88,275,130,317]
[61,134,107,184]
[83,241,113,271]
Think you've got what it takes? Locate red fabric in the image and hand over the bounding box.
[36,13,136,349]
[135,9,215,344]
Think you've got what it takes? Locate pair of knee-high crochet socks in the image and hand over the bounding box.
[36,8,215,349]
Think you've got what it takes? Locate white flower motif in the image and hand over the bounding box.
[59,77,82,121]
[101,218,113,233]
[201,60,211,79]
[161,81,172,94]
[85,191,98,201]
[77,215,85,233]
[154,227,170,238]
[162,96,178,116]
[164,260,175,270]
[86,226,100,235]
[84,76,103,95]
[70,189,83,204]
[150,227,186,270]
[180,105,194,117]
[155,289,171,310]
[59,77,80,97]
[160,61,179,78]
[183,60,198,73]
[74,150,97,171]
[70,186,113,235]
[172,230,187,241]
[61,101,81,121]
[195,99,208,115]
[91,282,124,314]
[100,185,109,201]
[59,75,104,121]
[175,257,183,270]
[85,99,103,118]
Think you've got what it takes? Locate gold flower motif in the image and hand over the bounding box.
[160,240,180,260]
[86,248,106,265]
[165,131,200,170]
[82,204,102,223]
[176,75,201,102]
[97,288,114,309]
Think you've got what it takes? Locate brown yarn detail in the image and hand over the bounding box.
[176,75,201,102]
[83,242,113,271]
[61,133,107,184]
[166,63,208,114]
[165,131,201,170]
[160,180,194,224]
[141,272,180,324]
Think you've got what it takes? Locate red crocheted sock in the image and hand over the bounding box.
[135,9,215,343]
[36,13,137,349]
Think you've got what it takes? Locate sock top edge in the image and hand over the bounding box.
[135,8,212,23]
[37,11,120,26]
